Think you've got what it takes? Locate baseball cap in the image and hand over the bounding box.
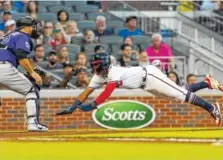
[63,62,73,68]
[48,50,57,56]
[125,16,137,23]
[151,59,161,67]
[74,67,88,76]
[5,19,15,27]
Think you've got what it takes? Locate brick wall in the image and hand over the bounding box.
[0,93,220,130]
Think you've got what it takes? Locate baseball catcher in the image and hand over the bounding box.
[0,16,48,131]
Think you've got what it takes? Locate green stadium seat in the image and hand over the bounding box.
[39,1,61,6]
[75,5,98,13]
[84,43,108,54]
[48,6,74,13]
[65,44,81,61]
[70,37,84,46]
[63,1,86,6]
[69,13,85,21]
[107,20,124,29]
[77,21,96,31]
[114,27,124,35]
[38,13,57,22]
[12,13,28,20]
[87,12,112,20]
[99,36,123,54]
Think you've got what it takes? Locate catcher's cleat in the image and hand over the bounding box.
[210,103,222,127]
[204,75,223,92]
[27,117,48,132]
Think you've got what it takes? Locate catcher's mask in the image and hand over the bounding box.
[90,53,111,75]
[16,16,43,39]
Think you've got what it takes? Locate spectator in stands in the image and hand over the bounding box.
[74,68,90,88]
[49,29,67,50]
[45,51,63,70]
[57,45,69,64]
[138,50,149,67]
[2,1,17,14]
[118,44,138,67]
[14,1,27,13]
[0,11,12,31]
[186,74,197,85]
[216,1,223,10]
[82,29,97,45]
[59,62,73,88]
[30,44,45,66]
[4,19,15,34]
[55,10,69,31]
[65,20,83,43]
[73,52,88,71]
[167,71,180,85]
[123,36,140,55]
[38,21,53,44]
[118,16,143,39]
[146,33,174,73]
[94,15,113,40]
[26,1,38,19]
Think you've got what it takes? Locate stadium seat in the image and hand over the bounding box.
[99,36,123,44]
[38,13,57,22]
[48,6,74,13]
[38,6,48,13]
[107,20,124,29]
[130,61,139,66]
[39,1,61,6]
[131,36,151,50]
[84,43,108,54]
[65,44,81,61]
[69,13,85,21]
[99,36,123,54]
[50,69,64,78]
[114,27,124,35]
[75,5,99,14]
[69,77,77,85]
[70,37,84,46]
[38,62,48,69]
[63,1,86,6]
[77,21,96,31]
[12,13,28,20]
[87,12,112,20]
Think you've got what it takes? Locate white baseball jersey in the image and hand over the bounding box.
[88,64,188,102]
[88,65,145,89]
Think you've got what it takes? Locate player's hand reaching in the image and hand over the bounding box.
[56,106,75,115]
[30,71,42,86]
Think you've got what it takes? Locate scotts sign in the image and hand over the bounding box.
[92,100,156,129]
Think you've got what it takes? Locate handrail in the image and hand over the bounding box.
[36,65,77,89]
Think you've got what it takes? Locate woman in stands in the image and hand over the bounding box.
[26,1,38,19]
[73,52,88,72]
[55,10,69,31]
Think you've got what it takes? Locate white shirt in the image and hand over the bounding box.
[88,65,145,89]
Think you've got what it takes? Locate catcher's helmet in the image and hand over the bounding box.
[16,16,42,39]
[90,52,111,74]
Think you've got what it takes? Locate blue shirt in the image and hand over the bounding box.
[94,28,113,39]
[0,31,33,67]
[118,28,143,39]
[0,22,5,31]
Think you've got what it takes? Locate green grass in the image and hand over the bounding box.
[0,141,223,160]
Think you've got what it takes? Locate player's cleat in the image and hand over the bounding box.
[210,103,222,127]
[27,117,48,132]
[205,75,223,92]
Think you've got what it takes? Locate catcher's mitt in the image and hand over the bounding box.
[25,69,46,90]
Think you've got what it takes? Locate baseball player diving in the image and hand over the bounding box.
[0,16,48,131]
[57,52,222,127]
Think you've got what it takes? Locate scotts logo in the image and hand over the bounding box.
[92,100,156,129]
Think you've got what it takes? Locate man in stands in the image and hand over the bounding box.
[118,16,143,39]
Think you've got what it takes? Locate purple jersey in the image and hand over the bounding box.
[0,31,33,67]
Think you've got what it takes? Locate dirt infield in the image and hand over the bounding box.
[1,128,223,143]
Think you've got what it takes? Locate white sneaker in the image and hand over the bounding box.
[27,117,48,132]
